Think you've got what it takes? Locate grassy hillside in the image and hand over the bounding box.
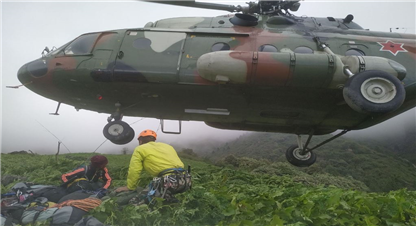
[1,153,416,226]
[205,132,416,192]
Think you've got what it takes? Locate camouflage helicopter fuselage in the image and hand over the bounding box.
[18,14,416,135]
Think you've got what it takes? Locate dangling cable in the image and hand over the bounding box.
[129,118,144,126]
[93,140,108,153]
[35,119,71,153]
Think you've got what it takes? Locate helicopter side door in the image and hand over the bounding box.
[113,30,186,83]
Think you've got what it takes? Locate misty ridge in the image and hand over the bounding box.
[148,116,415,157]
[344,110,416,155]
[191,110,415,157]
[6,119,415,157]
[5,108,415,157]
[4,112,415,192]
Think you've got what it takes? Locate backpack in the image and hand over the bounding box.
[9,182,58,204]
[146,167,192,204]
[50,206,88,226]
[158,167,192,195]
[21,207,58,225]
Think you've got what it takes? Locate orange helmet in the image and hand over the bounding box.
[138,129,157,139]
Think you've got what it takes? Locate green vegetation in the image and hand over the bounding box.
[217,156,369,191]
[208,132,416,192]
[2,153,416,226]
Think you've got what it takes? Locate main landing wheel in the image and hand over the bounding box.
[343,70,405,114]
[103,121,135,145]
[285,145,316,167]
[111,126,135,145]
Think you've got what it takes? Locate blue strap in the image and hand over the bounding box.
[147,181,159,202]
[1,192,16,198]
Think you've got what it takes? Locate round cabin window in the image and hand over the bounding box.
[345,48,366,56]
[211,43,230,51]
[294,46,314,54]
[258,44,278,52]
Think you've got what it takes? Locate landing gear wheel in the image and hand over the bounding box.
[103,121,135,145]
[285,145,316,167]
[111,126,135,145]
[343,70,405,114]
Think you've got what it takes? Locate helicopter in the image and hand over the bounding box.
[15,0,415,167]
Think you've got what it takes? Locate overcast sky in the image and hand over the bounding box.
[1,1,415,154]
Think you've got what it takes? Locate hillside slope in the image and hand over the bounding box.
[1,153,416,226]
[205,132,416,192]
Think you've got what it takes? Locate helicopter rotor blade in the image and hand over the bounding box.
[142,0,244,13]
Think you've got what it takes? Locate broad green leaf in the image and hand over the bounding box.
[269,215,285,226]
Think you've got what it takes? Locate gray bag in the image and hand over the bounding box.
[50,206,87,226]
[74,216,107,226]
[21,207,58,225]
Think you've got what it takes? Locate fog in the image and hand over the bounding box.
[345,109,415,152]
[1,1,415,155]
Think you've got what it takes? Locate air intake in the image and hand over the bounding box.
[230,14,258,26]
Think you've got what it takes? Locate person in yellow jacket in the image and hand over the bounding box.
[115,129,187,194]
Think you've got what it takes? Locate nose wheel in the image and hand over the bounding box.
[103,103,135,145]
[103,121,135,145]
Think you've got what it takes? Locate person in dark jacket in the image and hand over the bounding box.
[61,155,112,193]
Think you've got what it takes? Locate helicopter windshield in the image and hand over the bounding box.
[64,33,100,55]
[44,43,68,57]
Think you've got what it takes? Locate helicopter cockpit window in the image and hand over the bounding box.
[294,46,314,54]
[258,44,278,52]
[64,33,100,55]
[345,49,366,56]
[133,38,152,50]
[45,44,68,57]
[211,43,230,51]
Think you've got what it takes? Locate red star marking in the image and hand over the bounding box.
[378,40,408,56]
